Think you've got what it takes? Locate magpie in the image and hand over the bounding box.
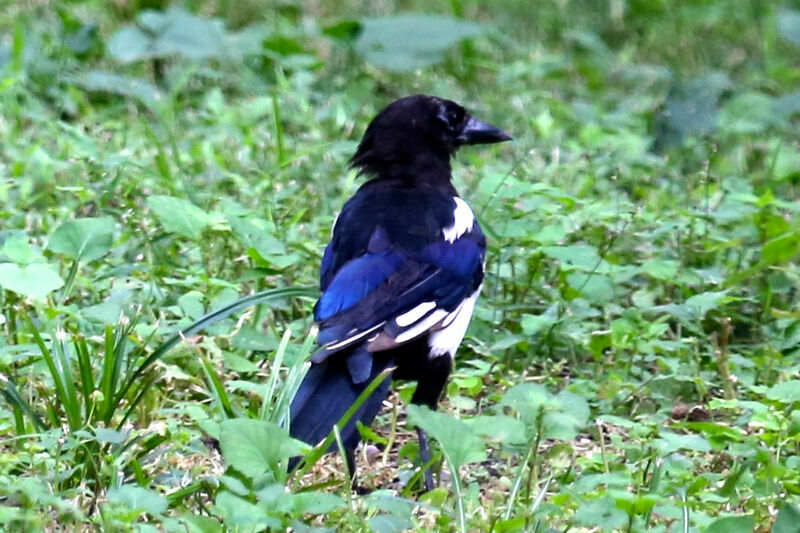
[289,94,510,491]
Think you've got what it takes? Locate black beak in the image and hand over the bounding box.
[457,116,512,145]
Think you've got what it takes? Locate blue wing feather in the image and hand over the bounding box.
[314,247,407,322]
[422,238,483,280]
[319,242,337,291]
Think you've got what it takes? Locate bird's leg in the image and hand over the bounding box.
[410,354,453,492]
[417,426,435,491]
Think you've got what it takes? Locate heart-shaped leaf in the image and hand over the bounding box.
[219,419,307,480]
[147,195,212,240]
[107,485,167,515]
[0,263,64,300]
[47,216,116,262]
[407,404,486,470]
[355,14,483,72]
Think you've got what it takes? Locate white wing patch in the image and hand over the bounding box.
[428,290,480,358]
[395,301,436,327]
[323,322,385,351]
[393,309,449,344]
[442,197,475,243]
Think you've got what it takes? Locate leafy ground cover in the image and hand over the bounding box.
[1,0,800,531]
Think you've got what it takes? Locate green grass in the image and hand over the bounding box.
[1,0,800,531]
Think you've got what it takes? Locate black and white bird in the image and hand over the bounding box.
[289,95,511,490]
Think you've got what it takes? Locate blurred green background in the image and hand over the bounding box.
[1,1,800,531]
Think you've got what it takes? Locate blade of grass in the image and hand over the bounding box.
[58,259,80,305]
[116,286,315,405]
[99,322,129,424]
[333,424,353,495]
[273,329,317,426]
[117,372,159,430]
[200,354,236,418]
[261,328,292,423]
[272,93,286,166]
[504,444,536,520]
[53,334,82,431]
[0,376,47,432]
[23,316,77,429]
[73,336,96,423]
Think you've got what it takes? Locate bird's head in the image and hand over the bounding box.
[350,95,511,178]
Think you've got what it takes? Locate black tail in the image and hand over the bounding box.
[289,351,393,461]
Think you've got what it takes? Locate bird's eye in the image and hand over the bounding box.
[436,105,465,130]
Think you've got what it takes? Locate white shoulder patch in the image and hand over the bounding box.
[442,197,475,243]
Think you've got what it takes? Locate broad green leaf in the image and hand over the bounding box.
[219,419,306,479]
[109,7,227,62]
[407,404,486,469]
[81,298,126,323]
[148,195,212,240]
[775,90,800,118]
[227,215,286,263]
[773,503,800,533]
[2,234,44,265]
[323,20,361,41]
[655,430,711,453]
[574,497,628,531]
[773,142,800,180]
[181,514,224,533]
[67,71,164,109]
[501,383,549,428]
[655,71,730,147]
[47,216,115,262]
[766,381,800,404]
[466,415,527,445]
[763,231,800,265]
[683,290,729,316]
[364,491,417,519]
[65,23,99,55]
[685,422,744,442]
[178,291,206,320]
[520,303,558,335]
[501,384,590,441]
[355,15,483,71]
[94,427,126,444]
[291,492,345,514]
[547,390,591,440]
[719,92,776,134]
[641,259,679,280]
[567,272,615,303]
[146,9,227,60]
[705,515,755,533]
[107,485,167,515]
[540,244,602,271]
[368,515,413,532]
[222,352,259,373]
[214,491,281,529]
[655,290,730,322]
[233,327,280,352]
[778,8,800,49]
[106,27,151,63]
[0,263,64,300]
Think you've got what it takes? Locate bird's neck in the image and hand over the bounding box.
[360,154,457,193]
